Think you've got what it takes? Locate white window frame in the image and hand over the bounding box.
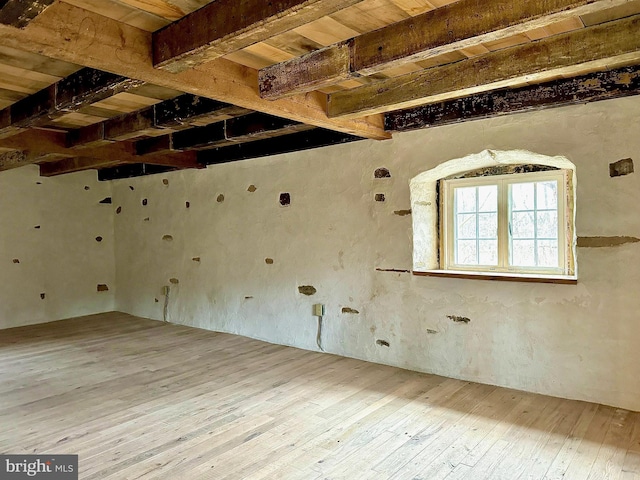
[441,169,570,276]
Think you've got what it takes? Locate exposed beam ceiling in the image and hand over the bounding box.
[0,0,55,28]
[327,14,640,118]
[259,0,633,99]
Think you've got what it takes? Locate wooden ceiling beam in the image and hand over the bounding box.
[153,0,366,73]
[0,0,55,28]
[328,15,640,118]
[97,163,178,181]
[259,0,634,100]
[38,156,122,177]
[0,2,388,139]
[384,65,640,132]
[0,149,28,170]
[0,67,143,139]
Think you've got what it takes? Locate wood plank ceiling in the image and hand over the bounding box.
[0,0,639,179]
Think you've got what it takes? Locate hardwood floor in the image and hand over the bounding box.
[1,312,638,479]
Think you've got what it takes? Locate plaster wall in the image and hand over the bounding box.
[113,96,640,411]
[0,165,116,329]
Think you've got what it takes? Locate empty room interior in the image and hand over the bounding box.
[1,0,640,478]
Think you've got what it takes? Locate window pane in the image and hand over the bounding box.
[538,240,559,267]
[457,213,476,239]
[511,211,535,239]
[511,182,535,211]
[479,240,498,265]
[478,213,497,239]
[537,181,558,210]
[478,185,497,212]
[512,240,535,266]
[456,187,477,213]
[456,240,477,265]
[537,211,558,239]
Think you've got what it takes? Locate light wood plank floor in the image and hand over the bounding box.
[1,312,638,479]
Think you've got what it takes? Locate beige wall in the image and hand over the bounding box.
[0,165,116,328]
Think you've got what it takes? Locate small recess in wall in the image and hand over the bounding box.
[298,285,316,296]
[162,235,173,242]
[36,182,42,185]
[217,194,225,203]
[142,198,148,206]
[116,206,122,214]
[99,197,112,204]
[12,259,19,264]
[610,158,634,177]
[376,339,390,347]
[34,225,41,229]
[192,257,201,262]
[245,296,254,300]
[342,307,360,314]
[375,194,385,202]
[40,293,46,299]
[95,236,103,242]
[186,201,190,208]
[394,209,412,216]
[280,193,291,206]
[169,278,179,284]
[155,298,159,303]
[448,315,471,324]
[163,179,169,185]
[248,185,257,193]
[375,168,391,178]
[144,217,150,222]
[97,284,109,292]
[265,258,274,265]
[84,186,89,190]
[129,186,134,191]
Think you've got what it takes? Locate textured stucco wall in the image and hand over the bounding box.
[0,165,116,329]
[106,96,640,411]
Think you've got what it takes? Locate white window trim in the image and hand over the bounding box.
[441,170,569,276]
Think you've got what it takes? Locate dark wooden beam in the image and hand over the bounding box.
[39,156,122,177]
[0,149,28,170]
[328,15,640,118]
[0,68,144,139]
[70,94,253,148]
[259,0,632,99]
[384,65,640,132]
[0,0,55,28]
[153,0,365,73]
[135,113,314,155]
[98,164,178,181]
[197,128,362,165]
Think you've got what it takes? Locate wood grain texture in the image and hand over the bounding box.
[0,312,638,479]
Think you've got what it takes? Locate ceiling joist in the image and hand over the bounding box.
[259,0,634,100]
[328,14,640,118]
[39,156,122,177]
[153,0,367,73]
[0,0,55,29]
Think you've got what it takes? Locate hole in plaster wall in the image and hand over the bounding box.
[116,206,122,214]
[375,168,391,178]
[186,201,190,208]
[245,296,254,300]
[84,186,89,190]
[40,293,45,299]
[265,258,274,265]
[342,307,360,314]
[448,315,471,324]
[280,193,290,206]
[169,278,179,284]
[375,194,386,202]
[376,339,390,347]
[129,186,134,191]
[95,236,103,242]
[144,217,150,222]
[155,298,159,303]
[163,179,169,185]
[394,210,412,216]
[217,194,225,203]
[97,284,109,292]
[162,235,173,242]
[12,259,19,264]
[192,257,201,262]
[298,285,316,296]
[99,197,112,204]
[610,158,634,177]
[142,198,148,206]
[36,182,42,185]
[426,329,438,334]
[248,185,257,193]
[34,226,41,229]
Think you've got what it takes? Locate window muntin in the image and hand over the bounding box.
[443,170,568,275]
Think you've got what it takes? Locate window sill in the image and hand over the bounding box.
[413,269,577,284]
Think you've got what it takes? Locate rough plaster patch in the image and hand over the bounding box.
[376,339,390,347]
[298,285,317,296]
[217,194,225,203]
[426,329,438,334]
[375,193,385,202]
[394,209,412,216]
[342,307,360,314]
[265,258,274,265]
[97,284,109,292]
[610,158,634,177]
[375,168,391,178]
[248,185,257,192]
[279,193,291,206]
[448,315,471,324]
[577,236,640,248]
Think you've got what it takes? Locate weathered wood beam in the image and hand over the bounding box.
[98,164,177,181]
[385,65,640,132]
[0,0,55,28]
[0,2,388,139]
[0,128,202,171]
[154,94,252,130]
[259,0,633,99]
[328,15,640,118]
[153,0,365,73]
[135,112,313,155]
[197,128,362,166]
[0,68,143,139]
[0,149,28,170]
[39,156,122,177]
